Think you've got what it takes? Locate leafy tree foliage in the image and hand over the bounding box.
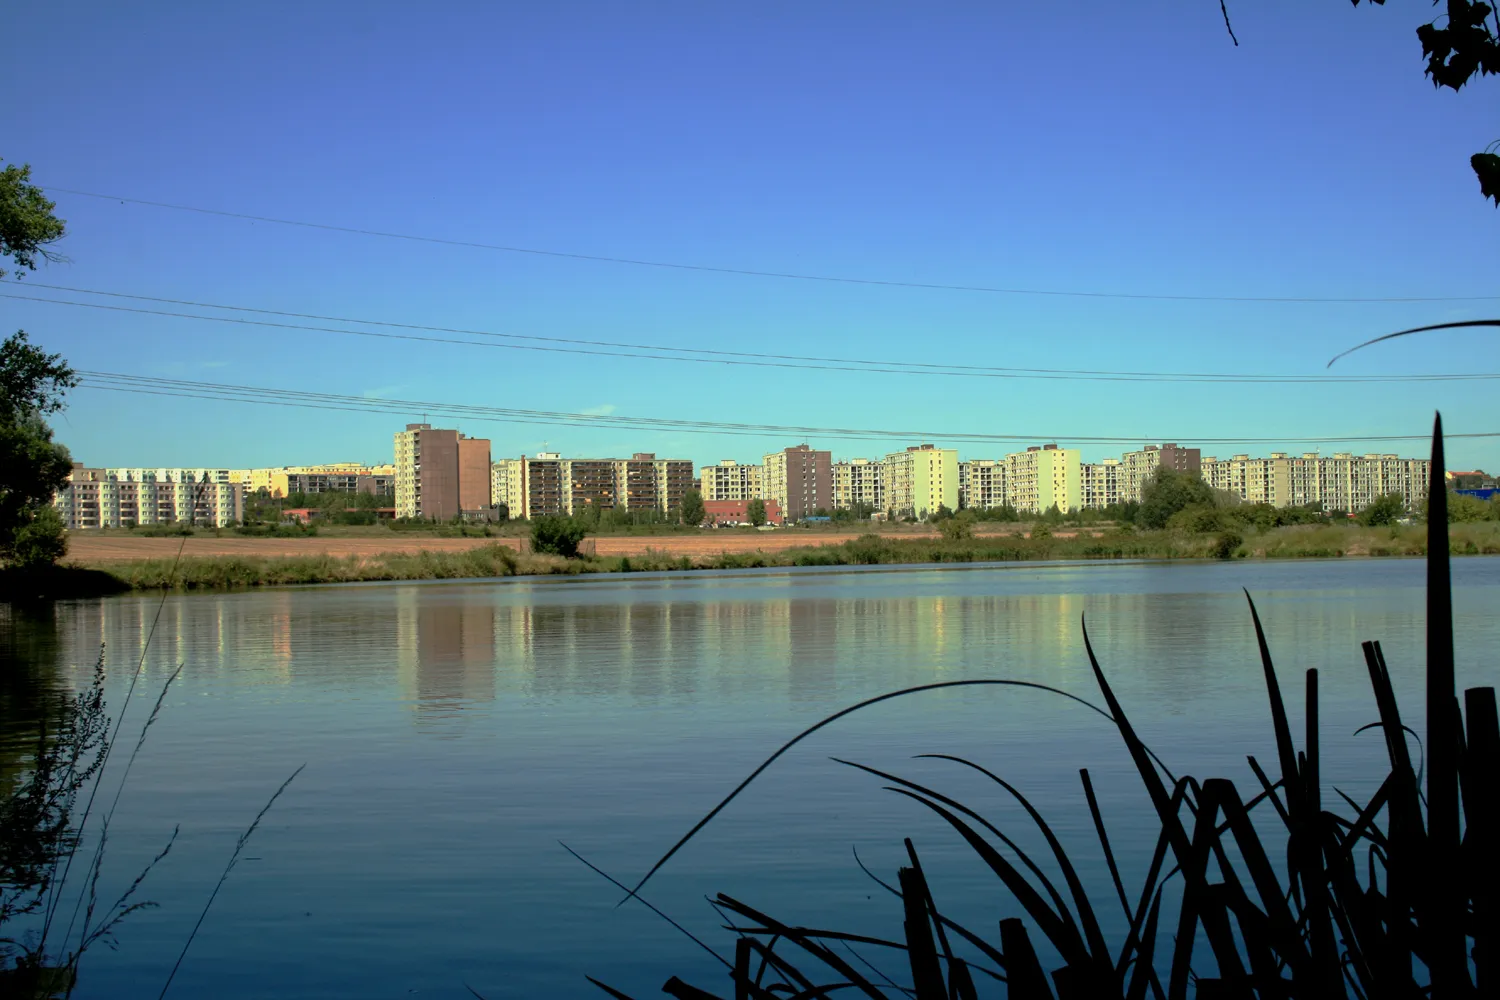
[939,515,974,541]
[747,498,767,527]
[830,502,877,522]
[531,515,587,557]
[1136,467,1215,530]
[679,489,705,527]
[1352,1,1500,203]
[1358,492,1407,526]
[0,160,74,567]
[1439,491,1500,522]
[0,159,66,280]
[0,388,73,567]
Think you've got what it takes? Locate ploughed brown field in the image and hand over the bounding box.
[63,526,1053,564]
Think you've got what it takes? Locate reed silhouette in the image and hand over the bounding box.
[587,413,1492,999]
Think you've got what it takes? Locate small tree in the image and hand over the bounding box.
[939,514,973,541]
[531,515,587,557]
[679,489,705,527]
[494,502,510,523]
[1359,493,1407,527]
[747,498,767,527]
[1137,467,1215,530]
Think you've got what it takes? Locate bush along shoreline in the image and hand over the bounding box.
[24,520,1500,594]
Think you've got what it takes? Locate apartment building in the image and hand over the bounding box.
[500,452,695,518]
[54,465,245,528]
[235,464,396,498]
[958,459,1006,511]
[762,444,833,521]
[1201,452,1430,512]
[1004,445,1081,514]
[524,453,567,518]
[1081,458,1124,510]
[490,458,525,517]
[1119,443,1201,504]
[883,445,958,519]
[700,460,762,502]
[394,424,492,520]
[833,458,884,511]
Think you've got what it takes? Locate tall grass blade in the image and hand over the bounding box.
[157,764,304,1000]
[998,917,1053,1000]
[1424,412,1467,994]
[916,754,1111,969]
[1464,686,1498,992]
[624,680,1114,904]
[897,866,944,1000]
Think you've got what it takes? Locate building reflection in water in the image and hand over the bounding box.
[398,593,497,726]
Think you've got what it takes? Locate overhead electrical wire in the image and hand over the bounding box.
[6,287,1496,384]
[48,187,1500,304]
[74,371,1500,445]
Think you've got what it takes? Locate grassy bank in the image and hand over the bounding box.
[48,521,1500,592]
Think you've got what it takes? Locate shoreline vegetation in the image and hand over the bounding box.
[5,521,1498,597]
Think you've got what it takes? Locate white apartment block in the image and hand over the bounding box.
[1081,459,1124,510]
[883,445,958,519]
[1200,452,1430,513]
[958,460,1007,510]
[54,466,245,528]
[1003,445,1081,514]
[833,458,884,510]
[700,460,762,502]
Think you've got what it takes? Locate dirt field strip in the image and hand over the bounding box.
[63,527,1077,565]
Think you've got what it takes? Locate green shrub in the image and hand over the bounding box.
[7,504,68,567]
[939,516,974,541]
[1213,530,1243,560]
[531,516,587,557]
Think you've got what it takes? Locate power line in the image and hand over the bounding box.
[74,371,1500,446]
[9,289,1497,385]
[50,187,1500,304]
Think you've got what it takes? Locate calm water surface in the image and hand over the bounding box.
[3,558,1497,998]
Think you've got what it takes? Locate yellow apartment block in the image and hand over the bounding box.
[883,445,957,518]
[1004,445,1081,514]
[490,459,525,517]
[700,460,762,501]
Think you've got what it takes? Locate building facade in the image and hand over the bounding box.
[1081,459,1124,510]
[958,459,1006,511]
[700,460,762,502]
[1200,452,1430,512]
[54,466,245,528]
[490,459,525,518]
[1003,445,1081,514]
[702,498,783,526]
[883,445,958,519]
[1119,444,1201,505]
[832,458,884,511]
[500,452,696,519]
[762,444,833,522]
[394,424,492,520]
[234,464,397,498]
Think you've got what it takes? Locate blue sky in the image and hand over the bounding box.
[4,1,1498,471]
